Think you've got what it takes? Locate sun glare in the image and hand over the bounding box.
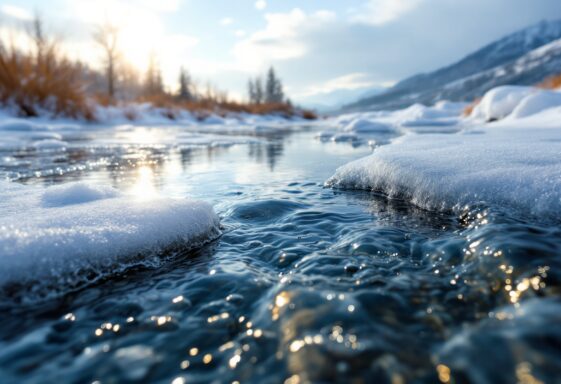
[130,166,158,200]
[69,0,197,80]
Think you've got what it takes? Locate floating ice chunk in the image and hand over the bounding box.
[326,124,561,218]
[29,132,63,141]
[315,131,335,141]
[0,181,220,298]
[175,133,260,148]
[331,132,360,142]
[400,118,458,128]
[343,119,394,133]
[510,90,561,118]
[203,115,226,125]
[32,139,68,150]
[472,86,536,121]
[0,120,47,132]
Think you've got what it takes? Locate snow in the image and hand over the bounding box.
[0,115,306,153]
[32,139,68,151]
[343,118,394,133]
[328,102,464,139]
[395,102,464,126]
[41,182,119,207]
[315,131,336,141]
[327,86,561,219]
[510,89,561,118]
[471,86,536,121]
[331,132,360,143]
[0,181,220,297]
[0,120,48,132]
[468,85,561,121]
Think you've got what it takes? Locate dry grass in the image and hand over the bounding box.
[463,98,481,116]
[138,93,317,120]
[0,29,315,122]
[0,42,94,120]
[537,74,561,90]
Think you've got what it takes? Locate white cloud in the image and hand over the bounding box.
[297,73,381,98]
[350,0,422,25]
[139,0,182,12]
[233,9,336,71]
[0,4,33,21]
[255,0,267,11]
[220,17,234,26]
[235,30,247,38]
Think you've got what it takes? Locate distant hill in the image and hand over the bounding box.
[345,19,561,111]
[297,87,384,112]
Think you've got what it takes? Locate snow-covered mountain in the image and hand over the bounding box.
[346,19,561,111]
[296,87,384,112]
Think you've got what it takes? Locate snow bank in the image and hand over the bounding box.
[468,86,561,121]
[328,102,464,141]
[471,86,536,121]
[0,181,220,298]
[510,89,561,118]
[343,119,394,133]
[326,123,561,218]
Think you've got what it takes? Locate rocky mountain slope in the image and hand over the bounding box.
[346,19,561,111]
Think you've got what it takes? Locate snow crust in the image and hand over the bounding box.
[41,183,119,207]
[0,181,220,295]
[0,107,308,153]
[327,86,561,219]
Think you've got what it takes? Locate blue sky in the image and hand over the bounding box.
[1,0,561,104]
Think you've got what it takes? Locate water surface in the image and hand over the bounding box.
[0,124,560,384]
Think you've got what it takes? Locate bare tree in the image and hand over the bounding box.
[29,14,46,62]
[145,52,164,96]
[94,22,119,99]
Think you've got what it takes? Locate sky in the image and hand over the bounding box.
[1,0,561,105]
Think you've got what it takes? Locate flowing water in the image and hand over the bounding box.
[0,124,560,384]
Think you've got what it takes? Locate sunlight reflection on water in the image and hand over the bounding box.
[0,126,560,384]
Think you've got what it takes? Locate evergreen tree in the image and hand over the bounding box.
[178,67,193,100]
[248,68,286,104]
[274,77,284,103]
[248,79,256,103]
[265,67,284,103]
[255,77,264,104]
